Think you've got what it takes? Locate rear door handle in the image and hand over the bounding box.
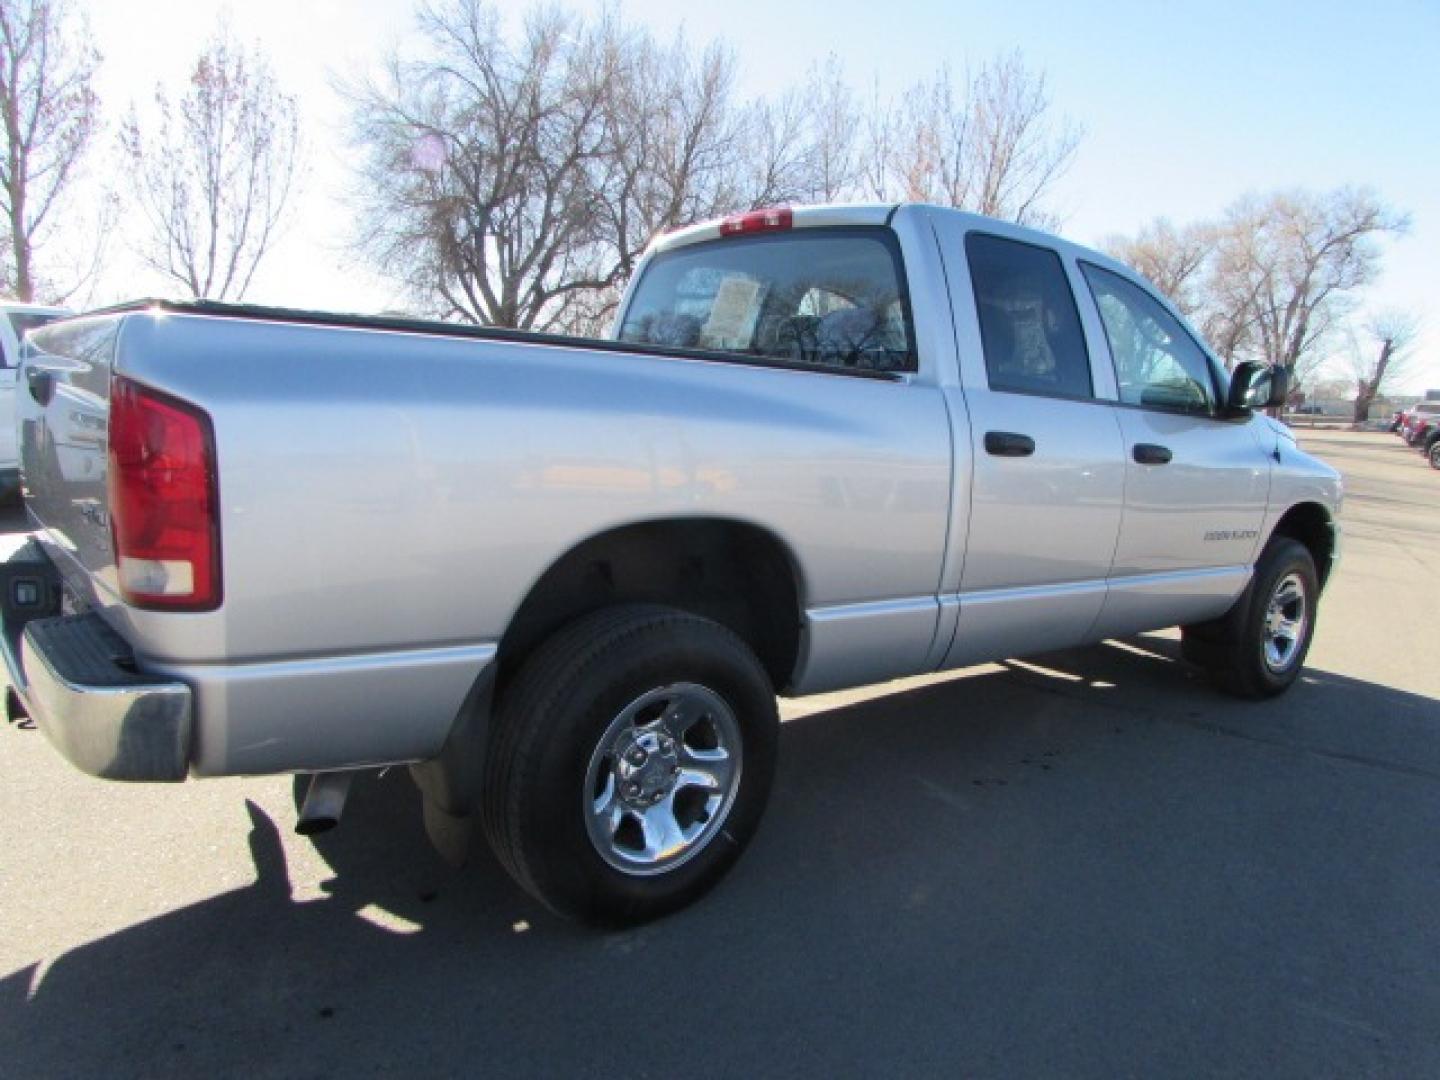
[984,431,1036,457]
[1133,443,1172,465]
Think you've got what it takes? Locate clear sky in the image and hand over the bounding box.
[88,0,1440,392]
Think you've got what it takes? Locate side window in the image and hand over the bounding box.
[965,232,1092,399]
[1081,263,1217,415]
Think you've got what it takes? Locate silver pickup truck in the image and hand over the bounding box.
[3,204,1341,925]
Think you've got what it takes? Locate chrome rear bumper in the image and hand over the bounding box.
[2,542,191,781]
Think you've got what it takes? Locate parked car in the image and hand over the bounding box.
[1411,416,1439,452]
[1423,423,1440,470]
[0,302,71,499]
[1400,400,1440,444]
[1395,404,1419,437]
[3,204,1343,926]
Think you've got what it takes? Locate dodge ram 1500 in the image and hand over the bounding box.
[2,203,1341,925]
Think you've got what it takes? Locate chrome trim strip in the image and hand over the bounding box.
[957,577,1109,606]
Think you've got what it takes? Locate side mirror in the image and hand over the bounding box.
[1226,362,1289,413]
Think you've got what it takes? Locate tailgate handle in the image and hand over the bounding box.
[1133,442,1173,465]
[26,367,54,406]
[984,431,1036,457]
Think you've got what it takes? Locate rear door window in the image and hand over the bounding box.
[619,229,916,373]
[965,233,1093,399]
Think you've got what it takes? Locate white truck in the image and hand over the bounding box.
[0,302,70,500]
[3,204,1341,925]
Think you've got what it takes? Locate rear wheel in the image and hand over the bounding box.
[1429,440,1440,470]
[1182,537,1319,699]
[481,605,778,926]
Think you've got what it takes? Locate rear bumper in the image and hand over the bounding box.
[4,540,496,780]
[1,542,191,780]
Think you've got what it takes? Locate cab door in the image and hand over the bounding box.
[1076,262,1271,638]
[931,225,1128,668]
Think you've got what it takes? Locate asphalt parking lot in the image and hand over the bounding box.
[2,429,1437,1078]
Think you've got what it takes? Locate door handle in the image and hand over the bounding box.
[1133,442,1172,465]
[26,367,54,406]
[984,431,1036,457]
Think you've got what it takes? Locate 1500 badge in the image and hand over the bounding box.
[1203,529,1260,543]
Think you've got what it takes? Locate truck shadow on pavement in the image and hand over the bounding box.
[4,634,1439,1077]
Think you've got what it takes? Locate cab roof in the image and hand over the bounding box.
[647,201,1127,275]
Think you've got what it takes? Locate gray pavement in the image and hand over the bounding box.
[1,429,1437,1078]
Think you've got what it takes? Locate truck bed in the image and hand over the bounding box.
[18,296,952,775]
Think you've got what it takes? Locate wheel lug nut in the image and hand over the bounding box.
[627,749,646,766]
[651,791,664,803]
[623,782,640,798]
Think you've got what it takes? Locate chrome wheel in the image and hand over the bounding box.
[1262,572,1308,672]
[583,683,743,876]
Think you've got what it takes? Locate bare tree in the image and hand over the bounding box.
[856,77,894,203]
[1107,188,1410,379]
[594,32,742,288]
[348,0,629,330]
[870,52,1079,226]
[1102,218,1214,320]
[1210,187,1408,378]
[804,55,861,202]
[740,87,817,209]
[0,0,99,302]
[122,28,301,301]
[346,5,1084,327]
[1197,206,1269,371]
[1107,207,1261,369]
[1350,310,1419,422]
[351,1,827,332]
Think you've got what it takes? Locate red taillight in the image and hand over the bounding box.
[719,207,793,235]
[107,376,221,610]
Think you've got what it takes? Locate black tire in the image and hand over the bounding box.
[1181,537,1319,699]
[481,605,778,926]
[1429,440,1440,470]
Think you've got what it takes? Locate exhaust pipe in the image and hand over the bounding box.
[296,771,354,836]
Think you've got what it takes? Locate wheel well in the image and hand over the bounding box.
[496,519,803,694]
[1271,502,1336,590]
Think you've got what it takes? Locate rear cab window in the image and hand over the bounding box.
[619,228,917,373]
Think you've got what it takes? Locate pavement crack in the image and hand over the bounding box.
[1163,715,1440,783]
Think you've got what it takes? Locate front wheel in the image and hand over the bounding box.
[1429,441,1440,470]
[1182,537,1320,699]
[481,605,778,926]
